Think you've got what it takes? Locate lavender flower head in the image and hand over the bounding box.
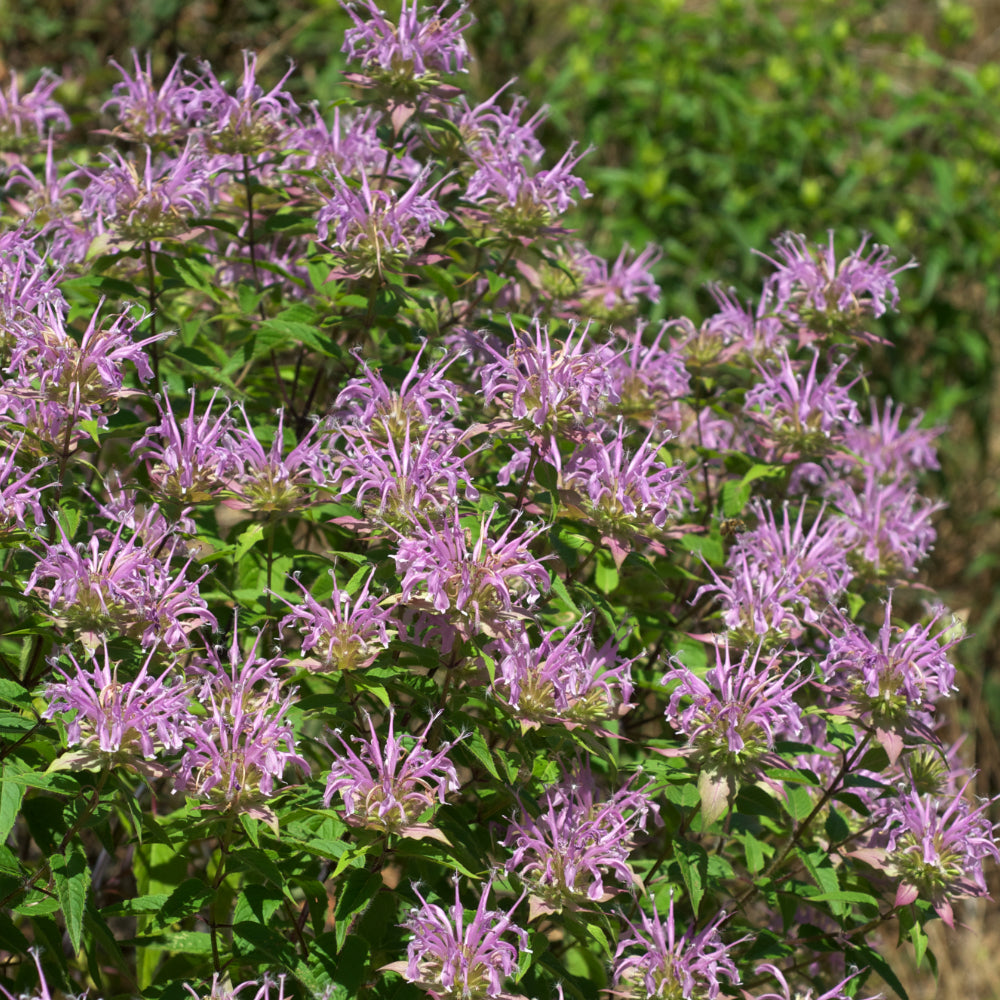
[78,142,214,243]
[394,507,550,639]
[449,84,545,169]
[324,707,460,836]
[192,51,300,155]
[0,70,69,152]
[696,501,852,645]
[825,471,941,580]
[341,0,472,99]
[43,643,190,769]
[876,782,1000,926]
[11,299,163,409]
[609,321,691,428]
[559,421,691,558]
[464,141,591,236]
[503,765,657,911]
[0,435,48,532]
[228,406,331,514]
[748,964,883,1000]
[287,104,387,177]
[277,568,393,672]
[612,893,742,1000]
[548,241,662,322]
[0,225,67,340]
[334,416,478,527]
[839,399,940,483]
[821,596,959,757]
[176,625,308,812]
[103,51,204,144]
[317,167,448,279]
[333,342,463,440]
[24,509,216,649]
[134,389,241,503]
[491,617,634,730]
[663,641,807,776]
[399,878,529,1000]
[758,231,916,344]
[744,349,860,461]
[479,320,620,437]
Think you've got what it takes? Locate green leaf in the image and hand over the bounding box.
[743,831,766,875]
[240,812,261,848]
[228,847,285,886]
[547,572,580,616]
[594,549,619,594]
[461,727,502,781]
[674,840,707,917]
[156,878,214,928]
[680,531,724,565]
[331,933,369,992]
[847,943,908,1000]
[908,914,930,968]
[806,889,880,908]
[797,847,839,897]
[102,893,170,918]
[127,930,214,954]
[51,841,91,954]
[697,768,735,827]
[0,762,27,843]
[234,883,286,926]
[334,869,382,952]
[0,679,32,709]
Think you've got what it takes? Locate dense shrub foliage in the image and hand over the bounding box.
[0,3,994,1000]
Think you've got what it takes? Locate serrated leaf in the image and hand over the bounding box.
[0,679,36,709]
[847,944,908,1000]
[234,883,285,926]
[807,889,880,908]
[461,728,501,781]
[908,916,930,968]
[674,840,707,917]
[698,768,735,827]
[128,930,214,954]
[51,841,91,953]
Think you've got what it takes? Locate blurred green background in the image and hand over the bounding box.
[3,0,999,799]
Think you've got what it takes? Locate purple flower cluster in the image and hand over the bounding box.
[324,708,460,835]
[394,507,550,640]
[759,231,917,344]
[43,643,189,764]
[490,617,634,729]
[176,626,308,810]
[25,510,215,648]
[278,569,393,672]
[612,893,742,1000]
[663,641,807,775]
[0,71,69,152]
[503,766,657,911]
[398,879,528,1000]
[697,501,852,645]
[875,782,999,926]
